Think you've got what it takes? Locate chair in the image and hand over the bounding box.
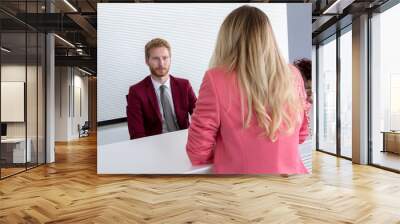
[78,121,90,138]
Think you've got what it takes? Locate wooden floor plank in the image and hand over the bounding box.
[1,134,400,223]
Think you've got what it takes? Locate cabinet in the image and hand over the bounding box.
[382,132,400,154]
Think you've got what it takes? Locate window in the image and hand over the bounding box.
[370,2,400,171]
[317,35,337,155]
[339,27,352,158]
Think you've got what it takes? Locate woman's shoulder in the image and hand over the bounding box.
[206,66,233,77]
[202,67,237,93]
[204,66,235,84]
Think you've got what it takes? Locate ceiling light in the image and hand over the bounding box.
[54,34,75,48]
[1,47,11,53]
[76,48,84,55]
[63,0,78,12]
[322,0,355,15]
[323,1,341,14]
[78,67,93,76]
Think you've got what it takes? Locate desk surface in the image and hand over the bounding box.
[98,130,212,174]
[1,138,27,143]
[381,131,400,134]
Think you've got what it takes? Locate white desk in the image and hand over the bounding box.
[1,138,32,163]
[98,130,313,174]
[98,130,211,174]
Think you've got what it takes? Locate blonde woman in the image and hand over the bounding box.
[186,5,310,174]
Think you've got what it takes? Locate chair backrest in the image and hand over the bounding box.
[82,121,90,129]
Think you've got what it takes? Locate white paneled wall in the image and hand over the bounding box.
[55,67,89,141]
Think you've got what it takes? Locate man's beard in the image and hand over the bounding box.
[150,66,169,77]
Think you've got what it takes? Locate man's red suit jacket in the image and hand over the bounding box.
[126,75,197,139]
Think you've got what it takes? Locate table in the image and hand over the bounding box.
[1,138,32,164]
[98,130,313,174]
[98,130,211,174]
[382,131,400,154]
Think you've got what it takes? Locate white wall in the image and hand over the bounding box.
[72,73,89,138]
[1,65,36,137]
[1,82,25,123]
[287,3,312,62]
[1,63,46,164]
[1,65,27,141]
[55,66,69,141]
[55,67,89,141]
[1,65,26,82]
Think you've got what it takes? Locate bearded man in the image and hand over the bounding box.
[126,38,197,139]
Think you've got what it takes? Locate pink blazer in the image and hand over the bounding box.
[186,65,310,174]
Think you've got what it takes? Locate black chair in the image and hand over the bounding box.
[78,121,90,138]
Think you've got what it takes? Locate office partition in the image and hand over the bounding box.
[0,2,47,179]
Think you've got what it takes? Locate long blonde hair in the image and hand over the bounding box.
[209,5,303,141]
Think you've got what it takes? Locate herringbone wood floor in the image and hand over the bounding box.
[1,134,400,224]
